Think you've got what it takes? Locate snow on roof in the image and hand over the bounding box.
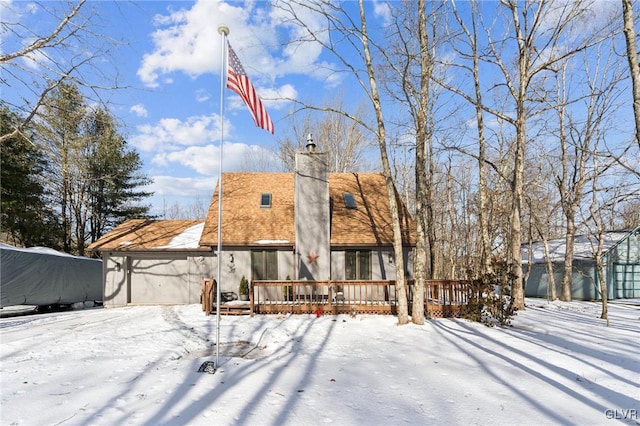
[522,230,633,264]
[0,243,99,260]
[254,239,290,245]
[157,222,205,249]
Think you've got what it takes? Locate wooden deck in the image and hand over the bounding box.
[202,279,470,318]
[201,279,251,315]
[202,280,468,318]
[250,280,398,316]
[423,280,469,318]
[213,301,251,315]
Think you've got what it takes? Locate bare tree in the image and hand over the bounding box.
[523,157,562,300]
[618,199,640,228]
[277,95,376,172]
[437,0,616,309]
[622,0,640,147]
[544,13,626,299]
[381,0,449,323]
[449,0,493,276]
[584,155,613,325]
[1,0,123,144]
[274,0,411,323]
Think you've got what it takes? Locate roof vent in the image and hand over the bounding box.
[306,133,316,151]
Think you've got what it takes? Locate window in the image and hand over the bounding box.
[260,193,272,208]
[345,250,371,280]
[251,250,278,280]
[343,193,357,209]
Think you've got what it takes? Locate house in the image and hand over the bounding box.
[89,145,415,307]
[522,226,640,300]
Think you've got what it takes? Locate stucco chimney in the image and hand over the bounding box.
[295,137,330,280]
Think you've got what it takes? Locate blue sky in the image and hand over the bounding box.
[2,0,637,219]
[2,0,384,217]
[108,0,351,216]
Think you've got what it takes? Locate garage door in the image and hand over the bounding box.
[129,257,190,304]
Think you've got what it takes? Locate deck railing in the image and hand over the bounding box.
[250,280,398,315]
[422,280,470,318]
[249,279,470,317]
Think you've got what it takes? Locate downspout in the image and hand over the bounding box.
[293,246,297,280]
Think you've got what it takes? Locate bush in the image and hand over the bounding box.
[464,262,518,327]
[239,275,249,295]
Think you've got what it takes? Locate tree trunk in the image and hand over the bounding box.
[359,0,409,324]
[622,0,640,147]
[510,115,526,310]
[410,0,432,325]
[596,254,609,326]
[542,237,557,300]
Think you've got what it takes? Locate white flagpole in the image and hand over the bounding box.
[216,24,229,369]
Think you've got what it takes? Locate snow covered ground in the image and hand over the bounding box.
[1,299,638,425]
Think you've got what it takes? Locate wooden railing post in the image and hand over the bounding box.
[249,280,254,317]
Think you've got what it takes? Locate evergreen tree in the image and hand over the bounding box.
[85,108,153,243]
[0,106,61,247]
[36,84,152,255]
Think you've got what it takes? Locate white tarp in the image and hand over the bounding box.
[0,244,102,307]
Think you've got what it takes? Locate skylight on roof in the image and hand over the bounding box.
[343,193,357,209]
[260,193,272,208]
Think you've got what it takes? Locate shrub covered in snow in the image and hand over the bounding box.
[465,262,518,326]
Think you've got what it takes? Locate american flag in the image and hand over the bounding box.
[226,42,274,134]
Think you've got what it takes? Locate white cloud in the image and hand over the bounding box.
[195,89,210,103]
[226,83,296,114]
[146,175,216,216]
[152,141,259,176]
[17,36,51,71]
[137,1,254,88]
[372,0,392,25]
[145,139,277,213]
[130,104,148,117]
[137,0,338,92]
[149,175,215,197]
[130,114,224,152]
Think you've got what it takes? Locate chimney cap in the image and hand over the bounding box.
[306,133,316,151]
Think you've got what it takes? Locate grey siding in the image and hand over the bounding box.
[524,232,640,300]
[103,252,213,307]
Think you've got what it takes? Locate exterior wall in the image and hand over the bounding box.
[218,248,296,295]
[217,249,244,295]
[278,248,295,280]
[104,246,416,307]
[103,253,129,307]
[524,261,600,300]
[330,248,412,281]
[607,231,640,298]
[295,149,330,281]
[103,251,213,307]
[525,259,618,300]
[525,231,640,300]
